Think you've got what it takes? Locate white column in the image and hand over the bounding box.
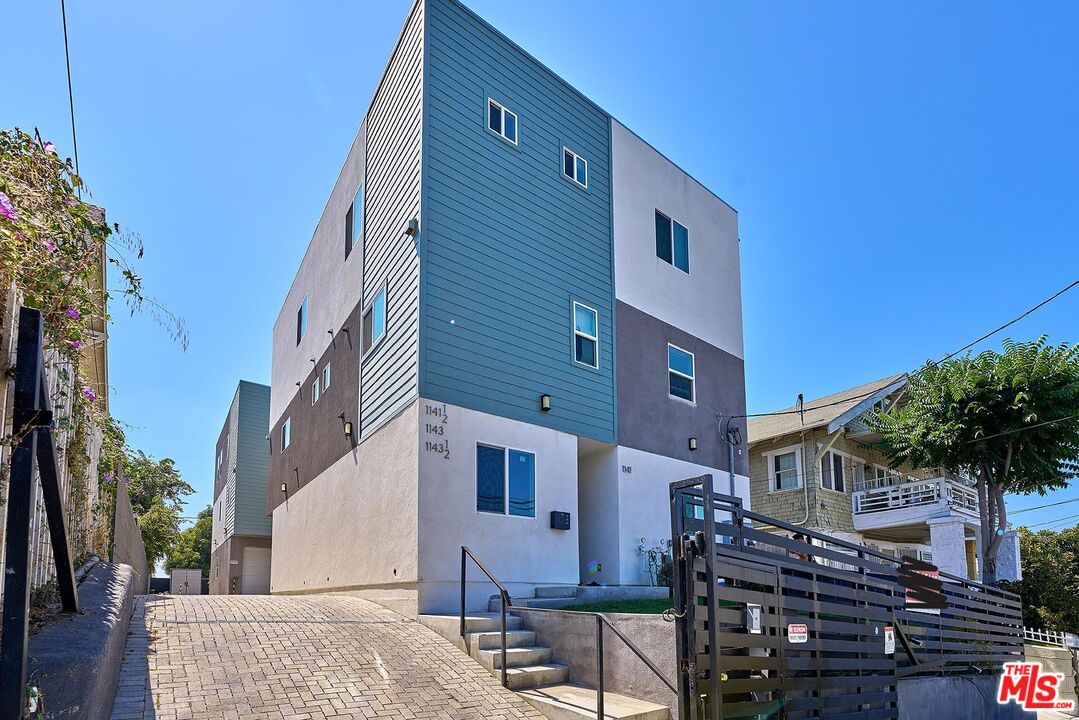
[927,516,969,578]
[996,531,1023,582]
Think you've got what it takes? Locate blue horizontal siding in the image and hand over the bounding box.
[420,0,615,442]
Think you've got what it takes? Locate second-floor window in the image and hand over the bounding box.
[572,302,598,368]
[668,344,695,402]
[488,98,517,144]
[322,362,331,391]
[773,451,799,491]
[562,147,587,187]
[311,377,320,405]
[820,451,845,492]
[362,285,387,355]
[296,296,308,345]
[281,417,291,451]
[655,210,689,274]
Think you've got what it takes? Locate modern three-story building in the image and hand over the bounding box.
[210,380,272,594]
[267,0,748,615]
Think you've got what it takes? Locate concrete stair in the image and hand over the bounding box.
[418,612,671,719]
[487,585,577,612]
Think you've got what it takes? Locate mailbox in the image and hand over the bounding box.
[550,511,571,530]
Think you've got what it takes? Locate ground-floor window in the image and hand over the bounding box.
[476,444,535,517]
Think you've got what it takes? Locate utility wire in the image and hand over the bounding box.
[964,414,1079,445]
[738,278,1079,421]
[1011,495,1079,515]
[60,0,81,181]
[1023,512,1079,529]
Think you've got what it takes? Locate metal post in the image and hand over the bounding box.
[35,430,78,612]
[499,590,508,688]
[460,547,467,639]
[596,615,605,720]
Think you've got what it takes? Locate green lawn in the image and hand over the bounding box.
[555,598,674,614]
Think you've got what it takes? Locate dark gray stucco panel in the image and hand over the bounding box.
[616,300,748,474]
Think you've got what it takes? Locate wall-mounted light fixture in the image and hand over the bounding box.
[404,218,419,238]
[540,394,551,412]
[688,437,698,451]
[343,421,354,437]
[280,482,288,494]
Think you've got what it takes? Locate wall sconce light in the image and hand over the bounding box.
[540,394,551,412]
[404,218,419,238]
[280,483,287,494]
[688,437,698,451]
[343,421,354,437]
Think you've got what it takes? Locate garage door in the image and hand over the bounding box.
[241,547,271,595]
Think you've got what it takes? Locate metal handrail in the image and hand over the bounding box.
[460,546,676,719]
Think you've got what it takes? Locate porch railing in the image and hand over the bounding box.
[853,476,979,516]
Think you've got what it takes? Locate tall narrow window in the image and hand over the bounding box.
[820,451,845,492]
[668,344,695,402]
[655,211,689,273]
[476,444,536,517]
[345,184,363,259]
[281,417,291,451]
[487,98,517,144]
[562,147,587,187]
[311,377,320,405]
[362,285,387,355]
[322,362,331,390]
[296,296,308,345]
[572,302,598,368]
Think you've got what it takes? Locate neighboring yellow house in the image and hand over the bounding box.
[747,374,1020,582]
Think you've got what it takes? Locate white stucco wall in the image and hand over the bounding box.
[614,445,750,586]
[611,119,743,359]
[270,399,419,613]
[269,123,367,426]
[417,399,580,613]
[578,444,621,585]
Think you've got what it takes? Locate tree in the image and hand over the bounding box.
[874,338,1079,584]
[999,526,1079,630]
[138,500,181,570]
[121,450,194,517]
[165,506,212,575]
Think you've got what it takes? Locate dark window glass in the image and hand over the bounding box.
[673,220,689,273]
[488,101,501,134]
[668,345,694,376]
[669,373,693,401]
[655,211,672,263]
[576,156,587,186]
[833,453,845,492]
[503,111,516,142]
[564,149,575,179]
[508,450,535,517]
[575,335,596,367]
[345,205,354,259]
[296,297,307,345]
[477,445,505,513]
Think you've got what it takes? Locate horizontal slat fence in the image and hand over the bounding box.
[670,474,1025,720]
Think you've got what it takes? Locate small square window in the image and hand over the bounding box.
[281,417,291,451]
[322,362,331,390]
[487,98,517,144]
[572,302,598,368]
[362,286,387,355]
[296,296,308,345]
[311,377,320,405]
[774,452,799,491]
[655,211,689,273]
[562,147,587,187]
[668,344,695,402]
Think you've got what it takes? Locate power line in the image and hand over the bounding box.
[739,279,1079,421]
[965,414,1079,445]
[1023,512,1079,529]
[60,0,80,180]
[1011,495,1079,515]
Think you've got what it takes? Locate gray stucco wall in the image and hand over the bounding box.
[616,300,748,474]
[112,481,148,594]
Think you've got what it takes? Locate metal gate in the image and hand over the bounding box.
[671,475,901,720]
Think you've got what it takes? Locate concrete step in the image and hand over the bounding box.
[417,613,523,643]
[533,585,580,599]
[519,683,670,720]
[475,645,553,670]
[504,663,571,691]
[488,596,581,612]
[468,629,537,650]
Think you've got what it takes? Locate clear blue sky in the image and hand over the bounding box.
[5,1,1077,530]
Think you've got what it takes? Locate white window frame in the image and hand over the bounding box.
[475,443,537,519]
[667,343,695,404]
[322,362,331,391]
[296,295,308,345]
[562,146,588,188]
[765,444,804,493]
[362,283,388,358]
[572,302,599,369]
[819,448,858,493]
[311,376,320,405]
[281,417,291,451]
[487,98,518,145]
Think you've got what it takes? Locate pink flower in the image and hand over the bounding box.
[43,239,57,253]
[66,307,80,319]
[69,340,82,350]
[81,386,96,401]
[0,192,16,221]
[43,141,57,155]
[103,473,113,484]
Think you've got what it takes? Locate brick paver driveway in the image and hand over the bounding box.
[111,594,545,720]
